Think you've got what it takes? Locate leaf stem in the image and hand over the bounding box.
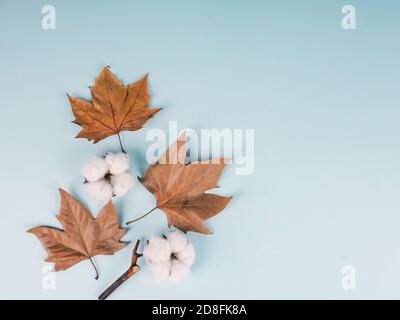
[117,133,126,153]
[126,207,158,225]
[89,257,99,280]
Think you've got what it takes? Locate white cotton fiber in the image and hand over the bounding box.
[175,242,195,267]
[111,172,134,197]
[165,230,188,253]
[83,179,113,202]
[169,259,190,283]
[144,231,196,283]
[80,157,108,182]
[105,152,129,175]
[146,260,171,281]
[143,236,172,263]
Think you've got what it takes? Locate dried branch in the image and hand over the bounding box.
[98,239,142,300]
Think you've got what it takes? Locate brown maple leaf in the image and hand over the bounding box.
[127,133,232,234]
[67,67,161,148]
[27,189,127,279]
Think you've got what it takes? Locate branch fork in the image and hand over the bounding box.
[98,239,142,300]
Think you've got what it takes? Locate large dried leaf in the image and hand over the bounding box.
[28,189,127,272]
[139,133,232,234]
[67,67,161,143]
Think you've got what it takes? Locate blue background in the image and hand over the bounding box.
[1,0,400,299]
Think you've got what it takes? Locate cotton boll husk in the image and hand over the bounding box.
[105,152,129,175]
[110,172,134,197]
[146,260,171,281]
[165,231,188,253]
[175,242,195,267]
[83,180,113,202]
[80,157,108,182]
[169,259,190,282]
[143,236,172,263]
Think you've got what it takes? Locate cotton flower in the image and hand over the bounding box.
[110,172,134,197]
[165,230,188,252]
[146,260,171,281]
[83,179,113,202]
[143,236,172,263]
[144,231,195,282]
[80,152,134,202]
[175,242,195,267]
[80,158,108,182]
[169,259,190,283]
[105,152,129,175]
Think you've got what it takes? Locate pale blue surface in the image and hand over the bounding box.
[1,0,400,299]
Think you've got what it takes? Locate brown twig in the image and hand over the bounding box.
[126,207,158,225]
[98,239,142,300]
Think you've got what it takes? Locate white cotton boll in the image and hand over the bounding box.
[146,260,171,281]
[143,236,172,263]
[169,259,190,283]
[80,157,109,182]
[110,172,134,197]
[83,180,113,202]
[105,152,129,175]
[175,242,195,267]
[165,231,188,253]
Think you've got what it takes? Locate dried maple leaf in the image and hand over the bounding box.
[67,67,161,148]
[27,189,127,279]
[127,133,232,234]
